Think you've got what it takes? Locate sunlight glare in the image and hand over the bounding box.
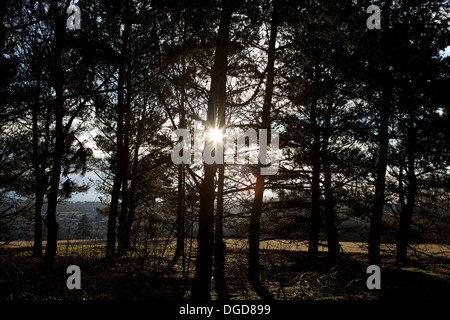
[207,128,223,143]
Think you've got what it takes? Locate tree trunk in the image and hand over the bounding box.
[43,0,65,275]
[125,109,144,254]
[118,55,132,255]
[323,164,340,260]
[125,144,139,251]
[249,174,268,289]
[368,97,389,267]
[172,162,186,262]
[396,112,417,263]
[191,0,234,300]
[248,1,278,297]
[368,0,392,267]
[33,188,44,258]
[308,144,321,265]
[32,75,43,258]
[172,83,186,266]
[308,55,321,265]
[213,32,228,295]
[322,91,340,261]
[106,19,131,266]
[213,162,227,298]
[191,161,217,300]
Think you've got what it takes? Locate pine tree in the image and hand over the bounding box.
[76,214,93,240]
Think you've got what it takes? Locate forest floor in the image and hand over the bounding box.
[0,239,449,301]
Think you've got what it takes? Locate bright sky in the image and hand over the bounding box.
[441,45,450,57]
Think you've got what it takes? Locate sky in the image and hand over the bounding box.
[70,170,102,202]
[441,45,450,57]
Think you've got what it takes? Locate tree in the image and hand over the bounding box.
[384,1,450,262]
[248,0,278,297]
[91,0,171,263]
[75,214,93,240]
[363,0,450,266]
[41,0,95,274]
[277,0,362,264]
[366,0,394,267]
[191,0,237,300]
[1,0,449,300]
[105,6,130,265]
[1,1,94,262]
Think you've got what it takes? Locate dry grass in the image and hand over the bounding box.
[5,239,450,258]
[1,238,449,300]
[3,239,106,248]
[223,239,450,258]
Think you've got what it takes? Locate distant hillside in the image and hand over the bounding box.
[54,201,106,215]
[53,201,108,240]
[7,201,109,241]
[40,201,106,217]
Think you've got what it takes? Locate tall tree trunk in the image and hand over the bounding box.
[33,181,44,258]
[369,95,389,266]
[125,140,139,251]
[172,79,187,266]
[43,0,65,274]
[213,162,227,298]
[308,55,321,265]
[191,0,235,300]
[125,103,146,253]
[309,137,321,264]
[106,19,131,266]
[248,1,278,298]
[118,57,132,255]
[322,90,340,261]
[32,75,44,258]
[396,112,417,263]
[213,30,228,295]
[368,0,392,267]
[106,167,121,265]
[172,160,186,262]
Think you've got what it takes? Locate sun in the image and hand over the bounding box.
[206,128,223,143]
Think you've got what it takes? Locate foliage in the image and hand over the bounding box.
[0,0,449,299]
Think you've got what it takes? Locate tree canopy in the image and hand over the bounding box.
[0,0,449,301]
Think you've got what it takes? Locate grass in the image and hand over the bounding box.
[0,239,449,300]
